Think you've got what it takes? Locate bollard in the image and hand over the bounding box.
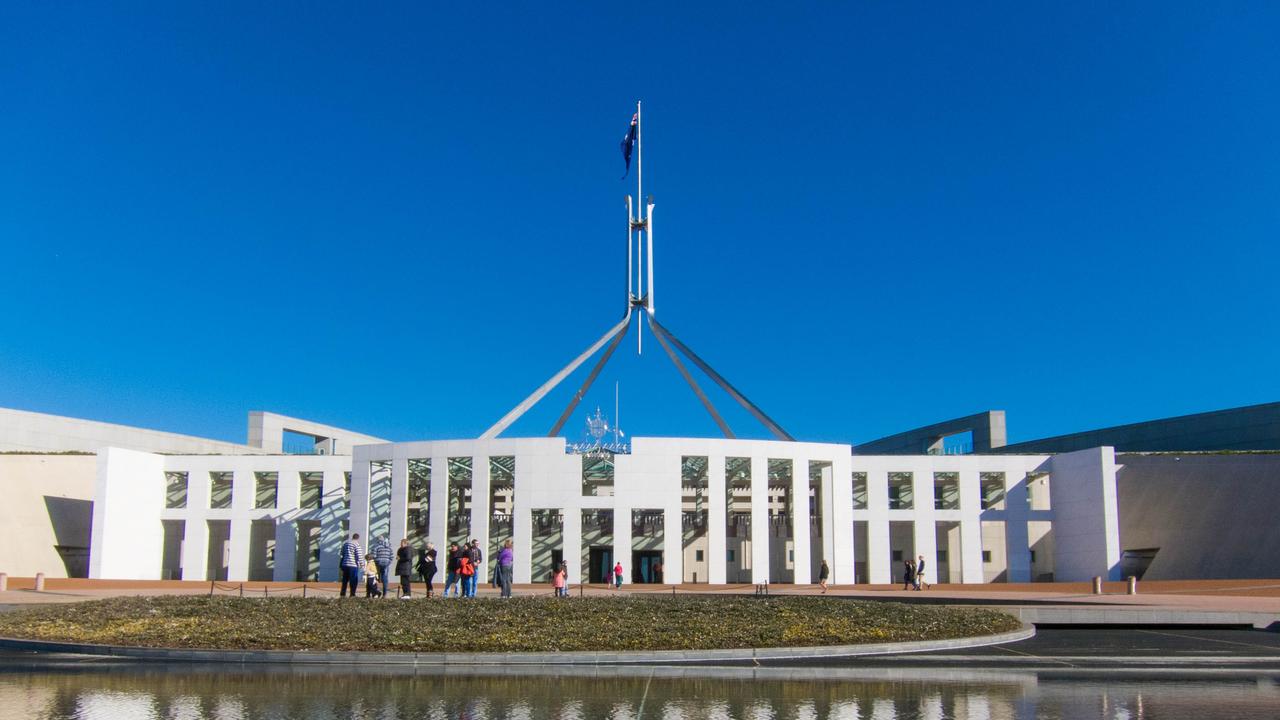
[34,573,45,592]
[302,584,307,598]
[239,583,244,597]
[1092,576,1103,595]
[0,573,7,592]
[1127,576,1138,595]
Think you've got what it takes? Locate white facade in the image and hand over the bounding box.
[86,435,1125,584]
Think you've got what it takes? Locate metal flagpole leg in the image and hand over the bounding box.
[647,313,734,438]
[480,310,634,439]
[548,313,633,436]
[649,317,796,441]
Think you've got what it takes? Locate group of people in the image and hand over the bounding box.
[337,533,516,599]
[903,554,928,591]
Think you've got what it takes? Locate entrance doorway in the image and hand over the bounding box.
[633,550,664,583]
[588,547,613,584]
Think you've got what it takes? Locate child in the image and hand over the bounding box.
[552,563,567,597]
[365,553,382,598]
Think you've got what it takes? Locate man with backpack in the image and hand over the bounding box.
[372,536,394,599]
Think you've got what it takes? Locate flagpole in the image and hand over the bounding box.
[636,99,643,354]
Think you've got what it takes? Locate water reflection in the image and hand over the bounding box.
[2,663,1278,720]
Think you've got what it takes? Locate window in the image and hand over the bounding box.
[582,453,615,496]
[980,473,1006,510]
[888,473,913,510]
[933,472,959,510]
[937,551,948,563]
[727,550,735,562]
[982,550,992,563]
[695,550,704,562]
[254,472,278,509]
[209,472,233,509]
[892,550,903,562]
[1030,550,1036,563]
[851,472,868,510]
[343,472,352,510]
[300,472,324,510]
[165,472,188,509]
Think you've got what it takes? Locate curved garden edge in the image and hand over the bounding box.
[0,624,1034,666]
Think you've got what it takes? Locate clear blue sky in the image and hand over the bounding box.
[2,4,1278,447]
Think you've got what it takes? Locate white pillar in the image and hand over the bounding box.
[388,457,409,544]
[1049,447,1122,581]
[663,504,682,584]
[428,455,449,552]
[865,468,891,584]
[349,456,372,545]
[318,468,346,581]
[913,468,938,585]
[829,455,854,585]
[613,504,633,585]
[791,458,811,584]
[563,507,582,585]
[1004,470,1032,582]
[180,470,210,580]
[472,456,491,578]
[750,456,769,584]
[958,468,985,583]
[707,455,727,584]
[226,470,253,581]
[513,505,533,584]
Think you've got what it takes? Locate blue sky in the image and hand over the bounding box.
[2,4,1278,447]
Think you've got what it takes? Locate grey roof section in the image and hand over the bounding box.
[854,411,1007,455]
[1000,401,1280,453]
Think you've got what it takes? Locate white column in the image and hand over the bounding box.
[865,468,891,584]
[428,455,449,552]
[388,457,409,544]
[513,505,533,584]
[913,468,938,585]
[180,470,210,580]
[318,468,345,581]
[274,469,301,582]
[663,503,683,585]
[226,470,253,581]
[791,458,811,584]
[750,456,769,584]
[707,455,727,584]
[472,456,491,578]
[1004,470,1032,582]
[563,507,582,585]
[1049,448,1122,581]
[958,468,985,583]
[613,504,633,585]
[829,455,854,585]
[349,457,372,545]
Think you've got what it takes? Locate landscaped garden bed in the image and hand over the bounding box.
[0,595,1022,653]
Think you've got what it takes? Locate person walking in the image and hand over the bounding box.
[395,539,414,599]
[818,560,830,594]
[457,550,475,596]
[339,533,362,598]
[497,539,515,598]
[372,537,394,599]
[417,542,437,598]
[466,539,484,598]
[902,558,915,591]
[613,561,624,590]
[915,555,927,591]
[442,542,462,598]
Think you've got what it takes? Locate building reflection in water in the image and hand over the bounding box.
[2,665,1278,719]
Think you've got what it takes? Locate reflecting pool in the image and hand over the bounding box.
[3,662,1279,719]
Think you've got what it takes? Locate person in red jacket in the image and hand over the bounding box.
[613,561,624,589]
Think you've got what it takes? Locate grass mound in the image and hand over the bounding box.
[0,596,1021,653]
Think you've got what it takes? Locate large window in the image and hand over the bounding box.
[254,472,278,510]
[582,453,615,497]
[934,472,959,510]
[852,472,868,510]
[209,472,233,509]
[165,472,188,509]
[300,472,324,510]
[888,472,913,510]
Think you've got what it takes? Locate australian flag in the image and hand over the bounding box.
[620,112,638,178]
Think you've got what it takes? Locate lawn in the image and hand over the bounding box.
[0,595,1022,653]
